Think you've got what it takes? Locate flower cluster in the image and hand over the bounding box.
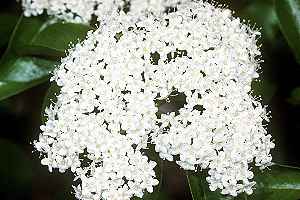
[34,0,274,199]
[19,0,185,23]
[20,0,107,23]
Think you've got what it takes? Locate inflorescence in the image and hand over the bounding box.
[32,0,274,199]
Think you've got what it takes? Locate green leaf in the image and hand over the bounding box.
[0,13,18,48]
[187,164,300,200]
[0,14,91,101]
[249,164,300,200]
[275,0,300,63]
[0,54,58,101]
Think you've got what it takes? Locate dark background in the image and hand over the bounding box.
[1,0,300,199]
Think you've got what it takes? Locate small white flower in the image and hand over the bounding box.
[19,0,186,23]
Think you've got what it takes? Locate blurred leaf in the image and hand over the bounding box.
[0,139,32,194]
[275,0,300,63]
[287,87,300,105]
[0,15,91,101]
[0,13,18,48]
[241,0,278,42]
[187,164,300,200]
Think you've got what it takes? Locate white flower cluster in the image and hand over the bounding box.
[19,0,185,23]
[34,0,274,199]
[20,0,107,23]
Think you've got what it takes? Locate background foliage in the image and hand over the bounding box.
[1,0,300,199]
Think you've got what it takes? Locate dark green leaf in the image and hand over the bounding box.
[32,22,91,52]
[0,13,18,48]
[0,15,91,101]
[187,164,300,200]
[0,54,58,101]
[275,0,300,63]
[7,16,89,51]
[250,164,300,200]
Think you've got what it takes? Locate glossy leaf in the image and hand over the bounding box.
[275,0,300,63]
[0,54,58,101]
[187,164,300,200]
[0,15,91,101]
